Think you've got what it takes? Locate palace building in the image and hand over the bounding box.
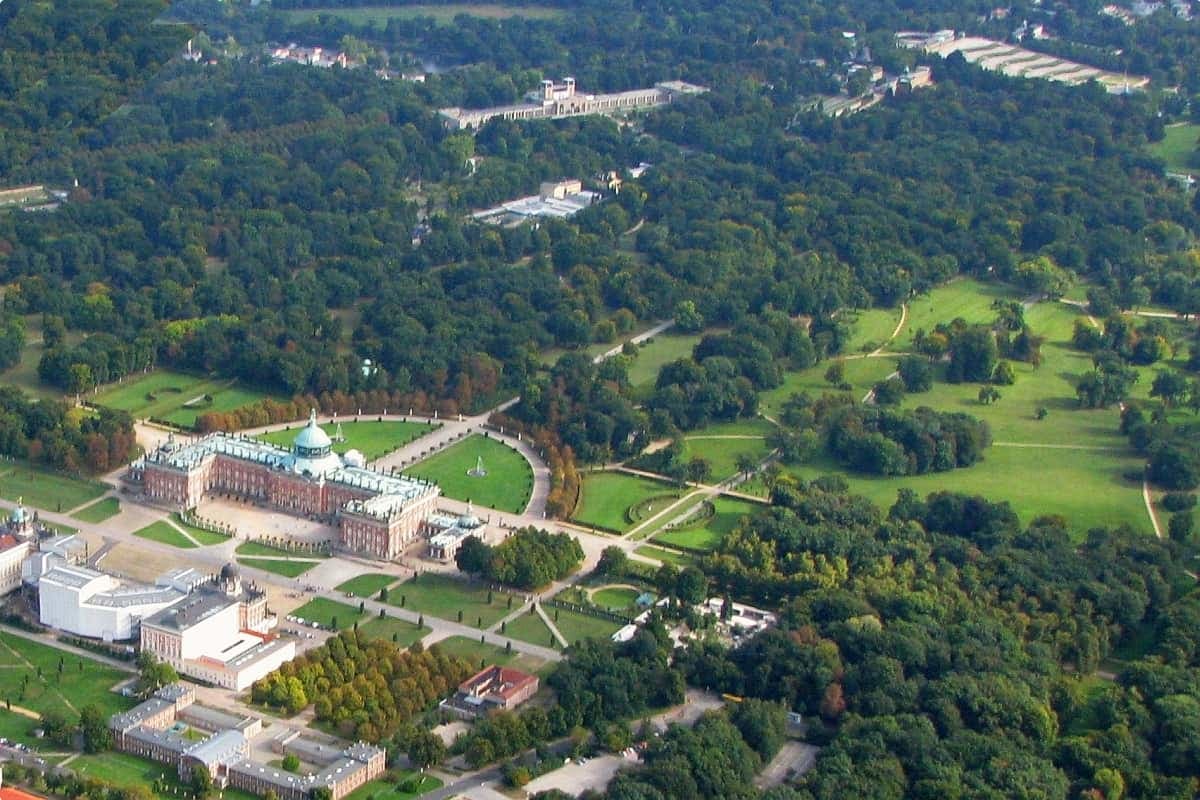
[133,412,440,560]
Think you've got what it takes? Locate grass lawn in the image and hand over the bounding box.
[0,632,133,720]
[791,447,1150,539]
[0,712,41,747]
[281,3,563,25]
[504,611,559,650]
[634,545,698,567]
[680,435,772,482]
[0,464,107,512]
[626,332,705,387]
[654,496,761,552]
[133,521,197,549]
[236,541,328,559]
[92,369,272,429]
[238,557,319,578]
[898,279,1017,348]
[70,751,260,800]
[356,616,429,646]
[336,573,398,598]
[344,773,443,800]
[1147,122,1200,172]
[390,573,518,629]
[760,356,898,412]
[71,497,120,523]
[405,434,533,513]
[0,315,76,401]
[592,587,640,611]
[573,472,680,532]
[548,607,623,646]
[254,420,436,461]
[291,598,365,630]
[431,635,551,676]
[844,306,905,353]
[171,513,229,546]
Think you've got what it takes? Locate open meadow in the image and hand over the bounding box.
[404,434,532,513]
[1146,122,1200,172]
[0,632,132,730]
[390,573,518,629]
[93,369,270,428]
[0,464,107,512]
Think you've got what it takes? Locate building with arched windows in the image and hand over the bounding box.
[134,412,440,560]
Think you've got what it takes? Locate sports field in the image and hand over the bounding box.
[390,573,518,628]
[654,496,761,552]
[93,369,270,428]
[1147,122,1200,172]
[280,3,563,25]
[0,464,107,512]
[255,420,435,461]
[572,472,680,532]
[405,434,532,513]
[291,598,365,630]
[70,497,120,523]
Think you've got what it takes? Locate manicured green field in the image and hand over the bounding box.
[680,426,774,482]
[71,497,120,523]
[431,635,551,676]
[405,434,533,513]
[337,573,398,597]
[171,514,230,546]
[235,540,328,558]
[634,545,698,567]
[844,306,905,353]
[255,420,436,461]
[281,3,563,25]
[92,369,271,428]
[626,332,705,387]
[654,496,761,552]
[390,573,518,628]
[0,712,40,747]
[504,610,559,649]
[592,587,639,611]
[237,557,320,577]
[0,316,75,401]
[0,632,133,721]
[133,521,197,549]
[549,606,623,646]
[344,774,443,800]
[1147,122,1200,172]
[291,598,365,630]
[573,472,680,532]
[793,446,1150,538]
[356,616,429,647]
[0,465,107,512]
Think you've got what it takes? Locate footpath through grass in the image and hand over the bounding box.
[0,632,133,724]
[653,496,761,552]
[0,464,107,512]
[389,573,518,629]
[172,513,229,546]
[133,521,197,549]
[254,419,436,461]
[405,434,533,513]
[572,472,680,533]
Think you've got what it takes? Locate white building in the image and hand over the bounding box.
[34,563,188,642]
[140,564,295,691]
